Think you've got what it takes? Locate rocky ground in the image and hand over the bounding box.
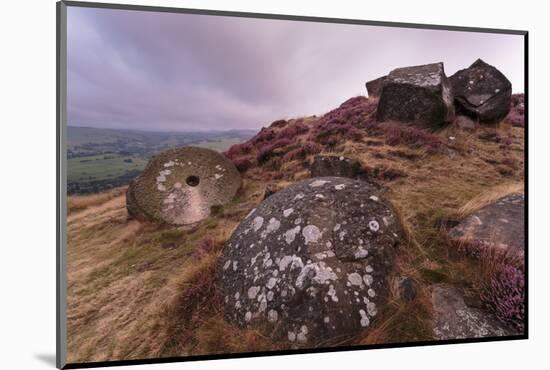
[65,60,525,362]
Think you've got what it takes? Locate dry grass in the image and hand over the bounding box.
[66,97,524,362]
[456,182,524,218]
[67,186,127,213]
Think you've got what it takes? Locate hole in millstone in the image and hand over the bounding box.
[186,175,200,187]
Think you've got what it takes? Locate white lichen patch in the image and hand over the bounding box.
[288,331,296,342]
[267,309,278,323]
[368,288,376,298]
[295,262,338,288]
[309,179,330,187]
[333,223,341,232]
[164,160,175,167]
[278,255,304,271]
[347,272,363,287]
[363,274,373,286]
[324,316,330,323]
[369,195,379,202]
[368,220,380,232]
[252,216,264,232]
[293,193,305,200]
[214,173,224,180]
[266,277,278,289]
[248,286,260,299]
[245,311,252,322]
[327,284,338,302]
[354,246,368,259]
[283,208,294,217]
[367,301,377,316]
[302,225,321,244]
[283,226,301,245]
[173,182,182,189]
[334,184,346,190]
[359,309,370,327]
[296,325,309,342]
[265,218,281,234]
[365,265,373,273]
[223,260,231,270]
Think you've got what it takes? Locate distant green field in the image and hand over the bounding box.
[193,137,244,151]
[68,154,148,183]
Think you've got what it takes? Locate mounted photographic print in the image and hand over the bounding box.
[56,1,528,368]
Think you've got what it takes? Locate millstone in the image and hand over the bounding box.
[220,177,403,346]
[126,147,241,225]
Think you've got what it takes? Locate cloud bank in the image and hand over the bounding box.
[67,7,524,132]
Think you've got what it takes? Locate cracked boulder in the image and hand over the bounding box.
[220,177,403,346]
[126,147,241,225]
[449,193,524,255]
[449,59,512,123]
[432,285,514,340]
[376,62,455,128]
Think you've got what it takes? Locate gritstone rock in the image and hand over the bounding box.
[449,193,524,255]
[126,147,241,225]
[220,177,403,346]
[365,76,386,98]
[392,276,417,302]
[376,62,455,128]
[432,285,514,340]
[449,59,512,124]
[310,155,367,180]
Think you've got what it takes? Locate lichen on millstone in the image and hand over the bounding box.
[220,177,403,346]
[126,147,241,225]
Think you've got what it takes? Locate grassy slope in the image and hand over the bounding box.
[66,97,524,362]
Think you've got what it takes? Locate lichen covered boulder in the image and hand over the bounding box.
[220,177,402,346]
[449,59,512,123]
[126,147,241,225]
[376,62,455,128]
[432,285,513,340]
[449,193,524,255]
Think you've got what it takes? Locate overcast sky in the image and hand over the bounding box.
[67,6,525,132]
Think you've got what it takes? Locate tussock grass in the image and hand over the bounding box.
[456,182,524,218]
[67,186,127,213]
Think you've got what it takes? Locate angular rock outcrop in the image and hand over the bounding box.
[449,193,524,255]
[449,59,512,123]
[376,62,455,128]
[310,155,367,180]
[126,147,241,225]
[432,285,513,340]
[220,177,403,346]
[365,76,386,98]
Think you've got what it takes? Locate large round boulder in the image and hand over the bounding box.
[126,147,241,225]
[449,59,512,123]
[220,177,402,346]
[376,62,455,128]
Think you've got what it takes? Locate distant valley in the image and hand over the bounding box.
[67,126,255,194]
